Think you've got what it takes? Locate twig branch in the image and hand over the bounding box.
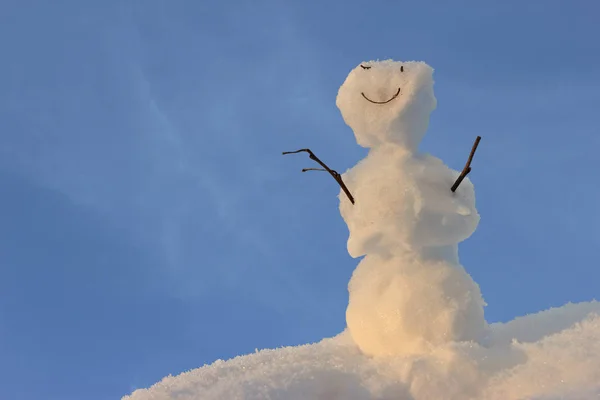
[282,148,355,204]
[302,168,326,172]
[451,136,482,192]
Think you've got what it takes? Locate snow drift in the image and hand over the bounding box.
[123,303,600,400]
[123,60,600,399]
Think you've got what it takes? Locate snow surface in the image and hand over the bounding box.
[123,60,600,399]
[124,303,600,400]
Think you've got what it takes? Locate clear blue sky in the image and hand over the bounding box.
[1,1,598,399]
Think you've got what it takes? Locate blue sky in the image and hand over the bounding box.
[1,1,599,399]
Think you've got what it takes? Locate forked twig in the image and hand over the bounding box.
[282,148,355,204]
[451,136,482,192]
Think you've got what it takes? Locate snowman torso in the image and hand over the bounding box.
[340,144,480,259]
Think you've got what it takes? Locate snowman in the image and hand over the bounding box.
[335,60,488,357]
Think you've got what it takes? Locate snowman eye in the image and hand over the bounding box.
[401,66,404,72]
[360,65,371,70]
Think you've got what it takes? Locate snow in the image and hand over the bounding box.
[336,60,436,150]
[122,60,600,399]
[124,305,600,400]
[338,60,485,357]
[345,254,486,357]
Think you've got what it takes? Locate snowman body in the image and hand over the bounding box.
[337,60,486,357]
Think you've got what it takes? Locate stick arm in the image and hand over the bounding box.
[283,148,355,204]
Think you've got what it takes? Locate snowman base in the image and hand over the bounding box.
[346,253,487,357]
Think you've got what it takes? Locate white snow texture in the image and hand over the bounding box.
[124,60,600,400]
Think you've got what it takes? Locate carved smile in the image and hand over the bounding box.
[361,88,401,104]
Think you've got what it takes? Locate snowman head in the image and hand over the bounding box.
[336,60,436,151]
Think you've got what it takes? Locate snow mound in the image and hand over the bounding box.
[124,302,600,400]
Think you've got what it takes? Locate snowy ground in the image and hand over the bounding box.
[124,302,600,400]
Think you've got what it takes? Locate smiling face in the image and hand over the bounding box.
[336,60,437,150]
